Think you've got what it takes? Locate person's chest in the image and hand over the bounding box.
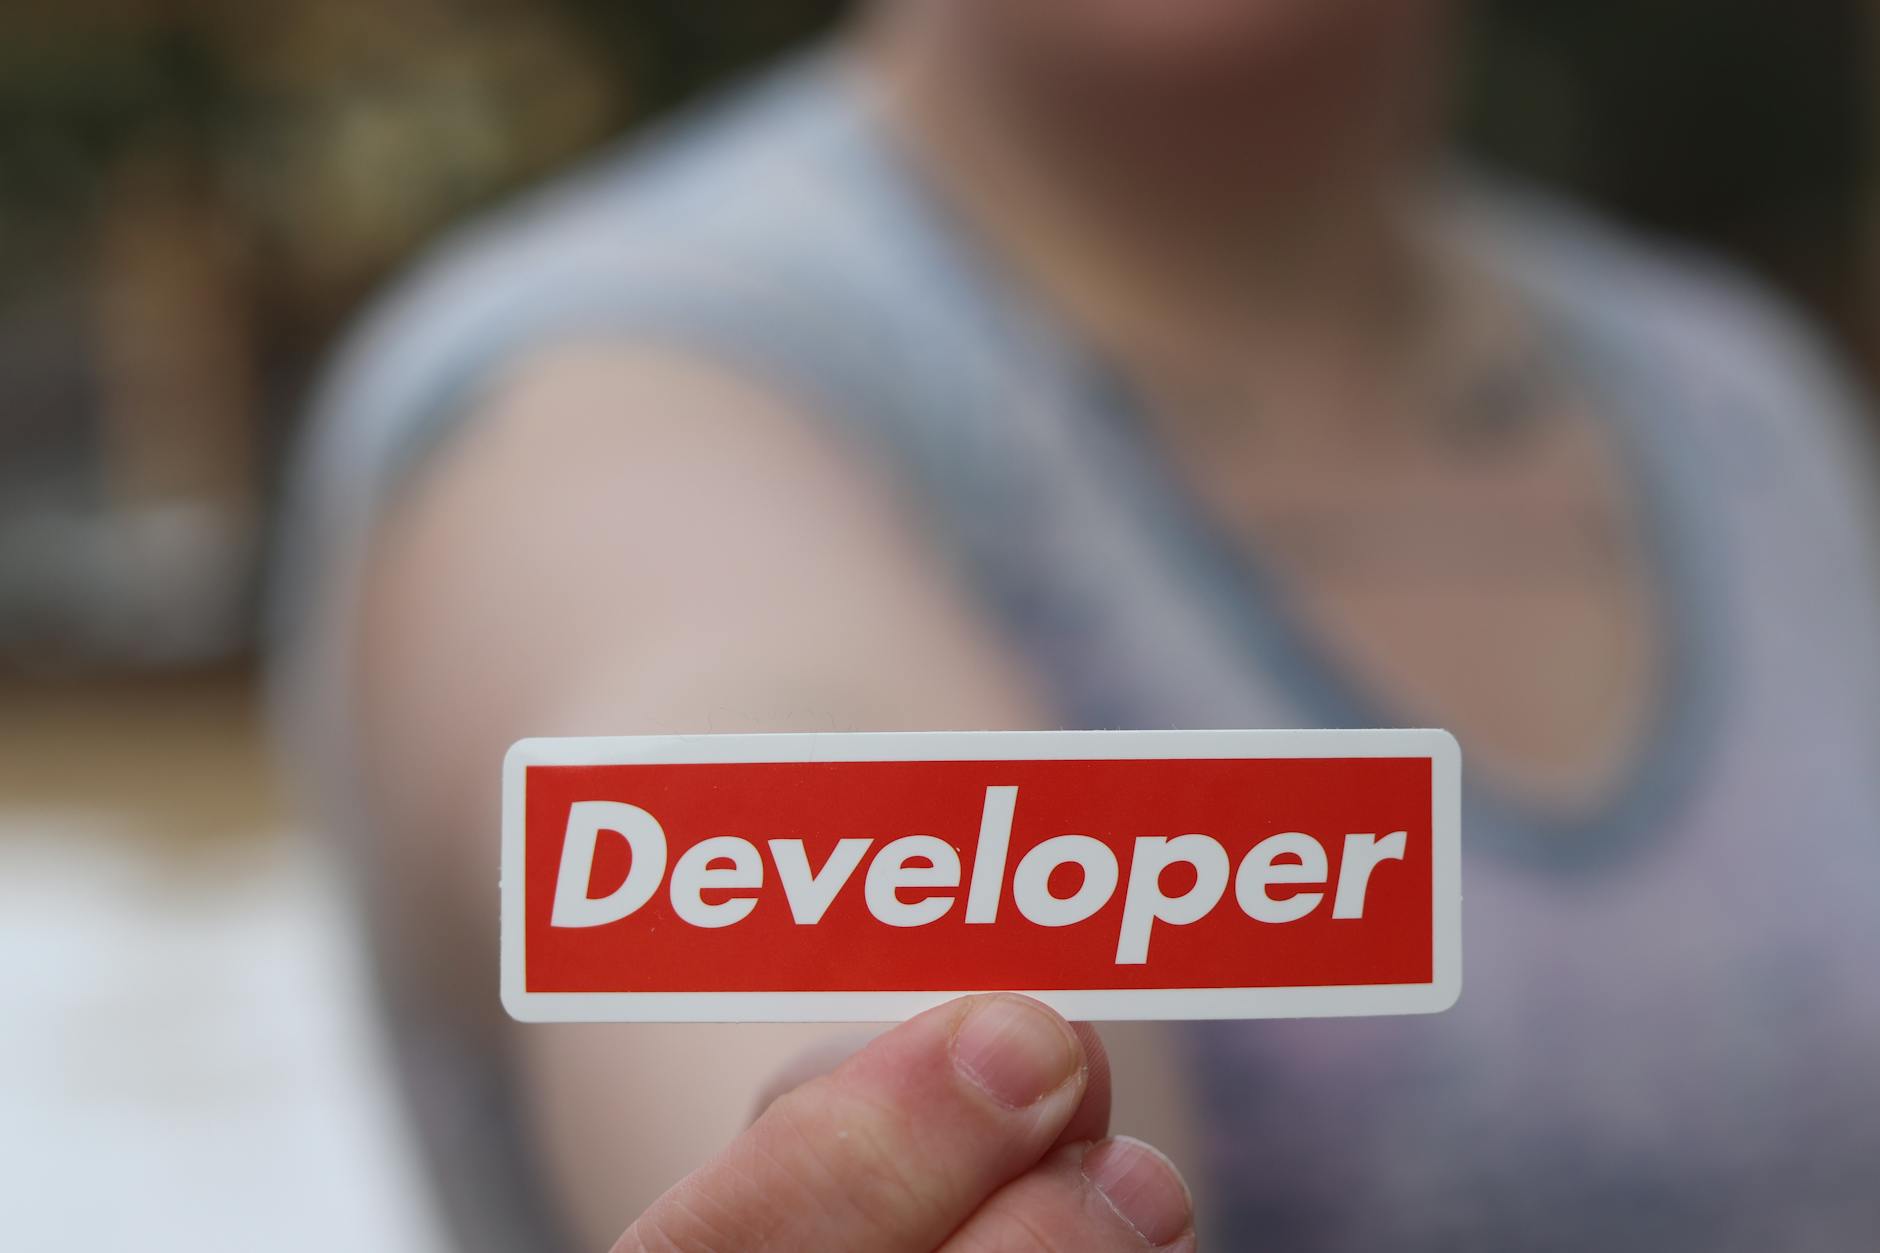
[1141,359,1662,817]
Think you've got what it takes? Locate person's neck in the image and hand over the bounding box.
[858,15,1436,386]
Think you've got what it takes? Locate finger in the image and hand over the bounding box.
[750,1021,1112,1146]
[1056,1022,1112,1148]
[617,994,1091,1253]
[940,1136,1197,1253]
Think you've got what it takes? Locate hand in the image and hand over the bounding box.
[612,994,1197,1252]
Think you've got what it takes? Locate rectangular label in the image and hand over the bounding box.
[502,728,1460,1022]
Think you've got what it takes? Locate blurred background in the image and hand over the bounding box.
[1,2,1875,1248]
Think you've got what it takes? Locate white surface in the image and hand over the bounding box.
[0,816,448,1253]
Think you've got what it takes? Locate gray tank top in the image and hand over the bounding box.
[276,51,1880,1252]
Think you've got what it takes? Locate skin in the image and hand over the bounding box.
[355,348,1203,1245]
[347,0,1659,1245]
[614,995,1198,1253]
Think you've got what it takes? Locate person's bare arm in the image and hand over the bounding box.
[347,343,1196,1245]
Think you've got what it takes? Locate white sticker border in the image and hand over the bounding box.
[501,727,1461,1023]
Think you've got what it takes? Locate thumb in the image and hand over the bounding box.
[616,995,1096,1253]
[748,1020,1112,1148]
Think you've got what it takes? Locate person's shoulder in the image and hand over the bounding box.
[1456,172,1849,394]
[324,53,882,388]
[300,51,936,506]
[413,49,890,295]
[1450,170,1876,494]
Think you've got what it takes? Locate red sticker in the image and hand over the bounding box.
[501,729,1460,1022]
